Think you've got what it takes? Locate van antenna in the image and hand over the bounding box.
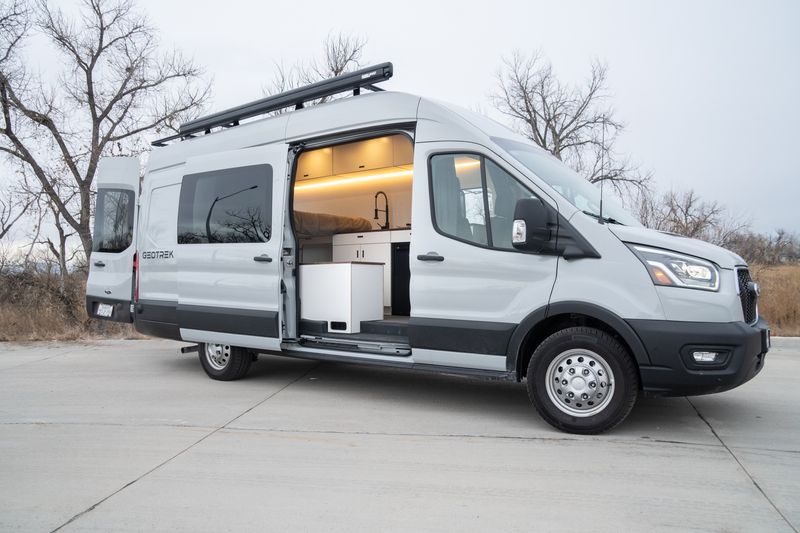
[598,115,606,225]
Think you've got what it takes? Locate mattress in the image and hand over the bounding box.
[293,210,373,237]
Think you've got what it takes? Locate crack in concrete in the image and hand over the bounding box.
[49,363,319,533]
[6,420,799,455]
[220,425,726,450]
[687,397,798,533]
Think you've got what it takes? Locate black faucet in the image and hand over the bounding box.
[374,191,389,230]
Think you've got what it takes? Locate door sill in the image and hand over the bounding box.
[299,334,411,356]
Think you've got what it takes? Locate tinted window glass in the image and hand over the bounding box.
[93,188,135,253]
[178,164,272,245]
[430,154,487,246]
[485,159,536,250]
[430,154,537,250]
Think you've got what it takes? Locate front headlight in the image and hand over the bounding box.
[627,244,720,291]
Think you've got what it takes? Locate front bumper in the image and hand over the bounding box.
[628,317,770,397]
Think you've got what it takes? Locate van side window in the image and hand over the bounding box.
[430,154,536,250]
[92,188,135,253]
[430,154,488,245]
[178,164,272,244]
[484,159,536,250]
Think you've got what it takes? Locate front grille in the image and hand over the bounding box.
[736,268,758,324]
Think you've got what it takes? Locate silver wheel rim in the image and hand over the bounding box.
[205,343,231,371]
[545,348,615,417]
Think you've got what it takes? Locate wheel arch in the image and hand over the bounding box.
[506,301,652,380]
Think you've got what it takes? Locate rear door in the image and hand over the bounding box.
[176,145,288,351]
[86,157,140,322]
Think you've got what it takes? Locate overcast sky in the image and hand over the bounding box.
[7,0,800,235]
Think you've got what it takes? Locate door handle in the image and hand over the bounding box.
[417,252,444,262]
[253,254,273,263]
[94,261,106,267]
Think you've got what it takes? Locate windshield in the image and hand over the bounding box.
[492,137,641,226]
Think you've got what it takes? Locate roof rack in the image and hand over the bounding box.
[152,62,394,147]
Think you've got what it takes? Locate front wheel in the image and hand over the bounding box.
[527,327,639,434]
[198,343,252,381]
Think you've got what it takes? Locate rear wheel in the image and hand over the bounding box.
[199,343,252,381]
[526,327,638,434]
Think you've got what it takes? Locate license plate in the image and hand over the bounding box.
[96,303,113,318]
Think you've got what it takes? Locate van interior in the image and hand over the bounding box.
[291,133,413,353]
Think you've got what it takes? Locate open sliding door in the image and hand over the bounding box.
[176,144,288,351]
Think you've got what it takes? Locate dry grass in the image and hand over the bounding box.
[0,269,144,342]
[751,264,800,336]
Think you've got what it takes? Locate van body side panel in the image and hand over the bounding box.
[409,140,559,370]
[135,179,180,339]
[548,214,665,322]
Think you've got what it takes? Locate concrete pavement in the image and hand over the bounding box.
[0,338,798,532]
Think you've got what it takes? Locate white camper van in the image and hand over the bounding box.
[86,63,769,434]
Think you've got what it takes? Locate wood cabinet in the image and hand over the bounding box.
[295,147,332,180]
[333,136,395,175]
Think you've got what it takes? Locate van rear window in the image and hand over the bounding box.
[93,188,135,253]
[178,164,272,245]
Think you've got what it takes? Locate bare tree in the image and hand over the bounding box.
[0,0,209,260]
[0,0,27,66]
[41,197,79,289]
[265,32,367,111]
[633,187,751,246]
[726,229,800,265]
[0,184,31,240]
[492,51,648,192]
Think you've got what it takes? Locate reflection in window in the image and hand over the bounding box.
[485,159,535,250]
[430,154,487,245]
[93,188,134,253]
[178,164,273,245]
[430,154,535,250]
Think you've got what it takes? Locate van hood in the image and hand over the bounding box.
[608,225,745,269]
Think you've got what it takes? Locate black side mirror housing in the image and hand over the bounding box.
[512,197,554,251]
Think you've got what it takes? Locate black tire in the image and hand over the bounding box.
[526,327,639,434]
[198,343,252,381]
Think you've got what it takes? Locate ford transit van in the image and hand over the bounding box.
[86,63,770,434]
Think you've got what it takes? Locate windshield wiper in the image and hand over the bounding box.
[582,210,624,225]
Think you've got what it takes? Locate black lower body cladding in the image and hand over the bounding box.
[630,317,770,396]
[408,317,516,356]
[132,300,280,341]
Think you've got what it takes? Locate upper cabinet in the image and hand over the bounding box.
[333,135,395,175]
[392,134,413,167]
[296,147,332,180]
[296,134,413,181]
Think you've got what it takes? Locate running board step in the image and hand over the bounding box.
[300,335,411,356]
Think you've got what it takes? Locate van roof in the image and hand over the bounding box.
[146,63,523,173]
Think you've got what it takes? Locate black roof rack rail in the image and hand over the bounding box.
[152,62,393,147]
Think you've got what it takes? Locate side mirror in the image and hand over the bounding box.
[512,197,553,251]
